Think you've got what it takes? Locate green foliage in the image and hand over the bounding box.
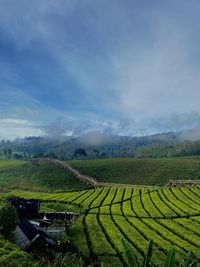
[134,140,200,158]
[0,237,35,267]
[1,157,200,191]
[0,236,83,267]
[73,148,87,159]
[65,186,200,267]
[40,202,81,213]
[2,133,200,159]
[70,157,200,186]
[2,148,12,159]
[163,248,176,267]
[0,186,200,267]
[0,160,89,191]
[47,253,83,267]
[99,255,122,267]
[0,203,19,240]
[122,238,139,267]
[123,239,197,267]
[143,240,153,267]
[0,250,32,267]
[35,253,83,267]
[180,251,197,267]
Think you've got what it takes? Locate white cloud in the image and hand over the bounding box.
[1,0,200,138]
[103,12,200,126]
[1,118,31,126]
[0,118,44,140]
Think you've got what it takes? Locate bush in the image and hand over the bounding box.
[122,239,197,267]
[0,203,19,240]
[0,250,32,267]
[36,253,83,267]
[0,237,36,267]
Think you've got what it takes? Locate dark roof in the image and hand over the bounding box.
[9,197,40,219]
[34,225,51,239]
[18,219,56,246]
[19,219,39,241]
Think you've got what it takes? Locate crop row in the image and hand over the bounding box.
[5,186,200,267]
[86,186,200,266]
[10,186,200,218]
[84,201,200,265]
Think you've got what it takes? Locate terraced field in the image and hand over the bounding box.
[70,157,200,186]
[0,160,90,191]
[1,158,200,191]
[4,186,200,267]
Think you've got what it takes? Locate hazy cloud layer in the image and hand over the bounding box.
[0,0,200,139]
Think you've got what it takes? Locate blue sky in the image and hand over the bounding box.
[1,0,200,139]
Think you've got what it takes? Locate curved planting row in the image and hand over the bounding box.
[10,186,200,267]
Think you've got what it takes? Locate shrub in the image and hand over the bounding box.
[0,203,19,240]
[122,239,197,267]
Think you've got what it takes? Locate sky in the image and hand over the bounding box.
[1,0,200,139]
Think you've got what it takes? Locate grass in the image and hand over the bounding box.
[0,160,90,191]
[7,186,200,267]
[40,202,82,213]
[1,157,200,191]
[69,157,200,186]
[1,157,200,266]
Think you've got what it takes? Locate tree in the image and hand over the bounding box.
[92,149,99,158]
[13,154,23,160]
[45,152,57,159]
[2,148,12,159]
[0,204,19,240]
[100,152,108,159]
[33,153,45,159]
[73,148,87,159]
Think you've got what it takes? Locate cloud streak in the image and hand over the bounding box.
[0,118,44,140]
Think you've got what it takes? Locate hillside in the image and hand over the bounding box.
[0,131,185,160]
[0,160,90,191]
[1,157,200,191]
[2,131,200,160]
[1,158,200,266]
[70,157,200,186]
[10,186,200,267]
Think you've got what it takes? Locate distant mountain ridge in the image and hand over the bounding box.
[0,129,200,159]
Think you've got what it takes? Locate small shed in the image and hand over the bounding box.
[15,219,56,250]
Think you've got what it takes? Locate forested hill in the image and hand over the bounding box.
[1,130,200,159]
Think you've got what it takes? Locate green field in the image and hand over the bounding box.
[0,160,90,191]
[5,186,200,267]
[1,158,200,266]
[1,158,200,192]
[70,157,200,185]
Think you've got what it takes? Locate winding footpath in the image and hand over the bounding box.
[31,158,200,188]
[31,158,99,187]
